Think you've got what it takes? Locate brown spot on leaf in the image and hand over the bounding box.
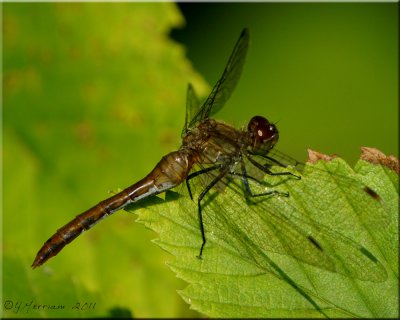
[363,186,381,201]
[73,121,94,146]
[307,235,323,251]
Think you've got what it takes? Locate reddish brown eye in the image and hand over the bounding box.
[248,116,274,140]
[247,116,279,154]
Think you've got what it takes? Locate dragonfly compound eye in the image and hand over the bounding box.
[247,116,279,154]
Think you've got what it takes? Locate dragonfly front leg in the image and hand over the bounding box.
[230,158,290,198]
[246,154,301,180]
[229,172,289,198]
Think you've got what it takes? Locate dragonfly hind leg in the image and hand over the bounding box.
[185,165,227,259]
[185,165,221,200]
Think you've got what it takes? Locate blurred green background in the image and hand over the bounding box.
[172,3,397,163]
[2,2,397,318]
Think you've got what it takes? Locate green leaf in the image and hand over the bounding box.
[129,153,398,318]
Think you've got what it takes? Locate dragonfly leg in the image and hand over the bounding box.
[229,160,289,198]
[195,168,229,259]
[230,172,288,198]
[185,165,221,200]
[249,151,298,168]
[246,154,301,180]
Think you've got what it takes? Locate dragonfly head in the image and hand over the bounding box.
[247,116,279,155]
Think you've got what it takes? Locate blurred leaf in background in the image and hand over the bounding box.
[3,2,206,318]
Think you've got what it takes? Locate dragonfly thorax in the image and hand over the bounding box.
[247,116,279,155]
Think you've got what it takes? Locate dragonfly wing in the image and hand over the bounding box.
[244,153,389,282]
[268,194,388,282]
[182,83,201,136]
[188,154,388,282]
[199,170,388,282]
[188,28,250,129]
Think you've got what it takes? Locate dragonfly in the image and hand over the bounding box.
[32,29,388,284]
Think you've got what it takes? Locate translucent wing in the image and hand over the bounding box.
[187,28,250,129]
[182,83,201,136]
[184,151,389,282]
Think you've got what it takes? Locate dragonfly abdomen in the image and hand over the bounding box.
[31,193,129,268]
[127,150,194,201]
[32,150,193,268]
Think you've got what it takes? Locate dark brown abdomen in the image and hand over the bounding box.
[32,150,194,268]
